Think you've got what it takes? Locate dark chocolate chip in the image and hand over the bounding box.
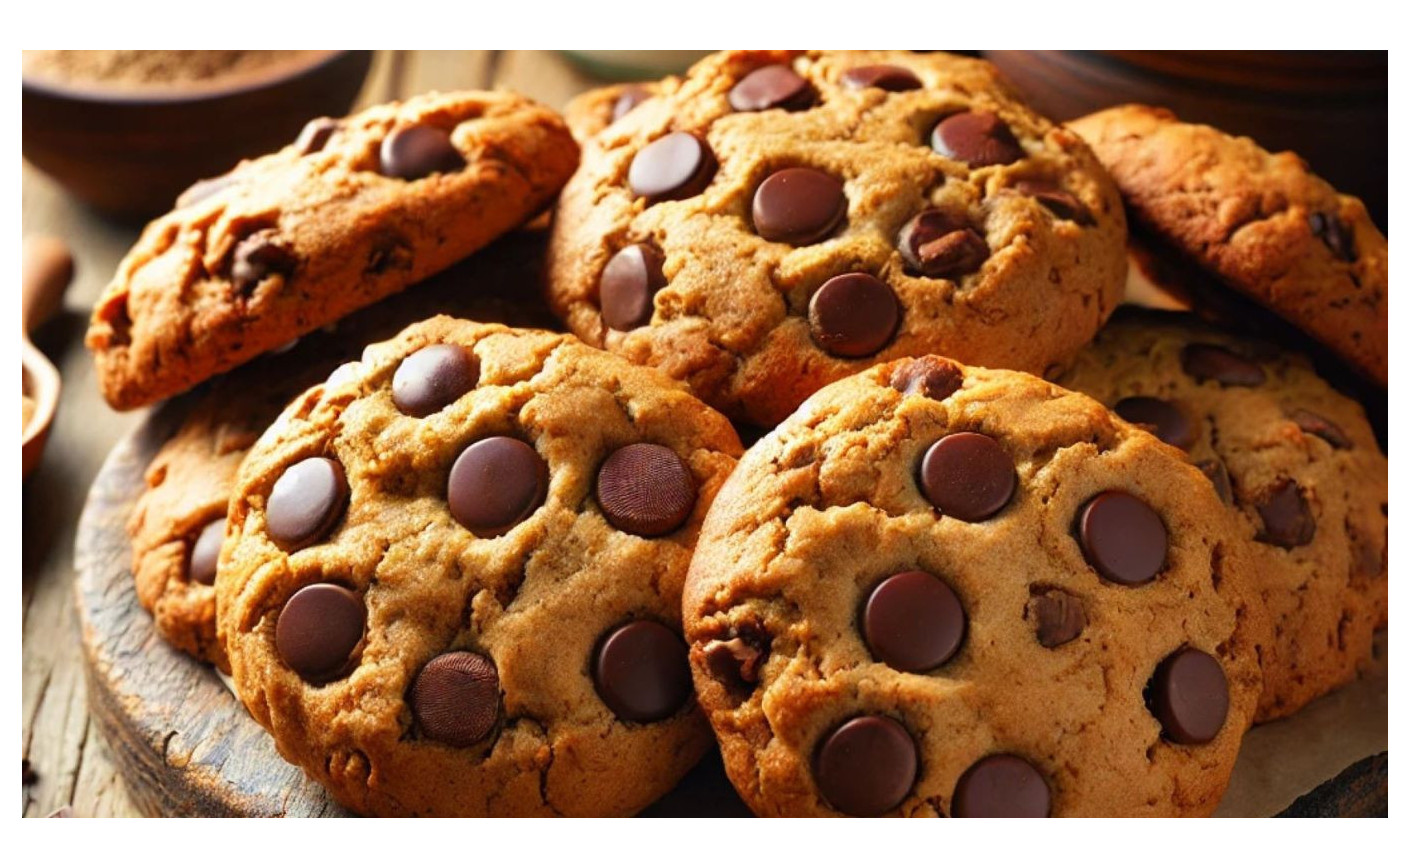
[379,124,466,180]
[1147,647,1229,745]
[1308,212,1356,262]
[392,344,478,417]
[628,131,716,202]
[411,651,500,747]
[275,584,365,684]
[593,621,692,723]
[1026,588,1086,648]
[600,243,666,331]
[919,432,1016,522]
[448,437,547,537]
[612,85,651,122]
[266,457,349,550]
[701,634,766,690]
[1180,343,1266,387]
[840,65,922,92]
[1195,459,1233,505]
[1255,478,1316,548]
[952,754,1051,818]
[188,517,225,586]
[1077,491,1167,586]
[863,570,965,672]
[813,716,918,816]
[1288,409,1351,449]
[596,443,696,537]
[807,273,900,357]
[889,356,964,400]
[1014,179,1093,225]
[175,172,235,209]
[1114,396,1195,450]
[231,230,297,292]
[931,111,1024,167]
[325,361,360,389]
[294,117,339,155]
[729,64,814,112]
[897,209,988,278]
[752,167,847,245]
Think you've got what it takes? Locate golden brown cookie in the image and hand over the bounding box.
[218,317,742,816]
[1059,310,1387,721]
[684,355,1265,817]
[1069,105,1387,386]
[87,90,579,410]
[548,50,1127,427]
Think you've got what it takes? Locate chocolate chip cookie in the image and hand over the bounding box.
[217,317,742,816]
[1059,310,1387,721]
[683,355,1266,816]
[1069,105,1387,386]
[87,90,579,410]
[128,233,557,670]
[548,50,1127,427]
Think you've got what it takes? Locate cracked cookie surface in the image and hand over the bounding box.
[1069,105,1387,385]
[548,50,1127,427]
[683,356,1264,816]
[218,317,741,816]
[87,90,578,410]
[1060,310,1387,721]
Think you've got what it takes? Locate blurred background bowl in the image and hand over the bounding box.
[22,50,373,222]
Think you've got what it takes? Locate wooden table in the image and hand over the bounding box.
[20,50,605,819]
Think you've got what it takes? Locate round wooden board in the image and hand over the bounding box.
[74,399,751,818]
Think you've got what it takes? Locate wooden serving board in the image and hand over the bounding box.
[74,399,1385,818]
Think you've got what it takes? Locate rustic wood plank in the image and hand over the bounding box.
[400,50,494,96]
[494,51,602,111]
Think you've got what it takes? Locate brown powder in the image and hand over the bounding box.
[22,50,325,92]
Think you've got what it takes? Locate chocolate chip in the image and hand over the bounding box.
[294,117,339,155]
[231,230,297,292]
[411,652,500,747]
[596,443,696,537]
[1026,588,1086,648]
[1255,478,1315,548]
[600,243,666,331]
[919,432,1016,522]
[1288,409,1351,449]
[379,124,466,180]
[448,437,547,537]
[175,172,235,209]
[22,759,36,786]
[889,356,963,400]
[266,457,349,550]
[1180,343,1266,387]
[1147,647,1229,745]
[813,716,918,816]
[325,361,360,389]
[840,65,922,92]
[1114,396,1195,450]
[701,634,766,690]
[729,64,814,112]
[1077,491,1167,586]
[931,111,1024,167]
[612,85,651,122]
[593,621,692,722]
[1195,459,1233,505]
[952,754,1051,818]
[188,517,225,586]
[1014,179,1093,225]
[628,131,716,202]
[807,273,900,357]
[752,168,847,245]
[392,344,478,417]
[1308,212,1356,262]
[863,570,965,672]
[275,584,365,684]
[897,209,989,278]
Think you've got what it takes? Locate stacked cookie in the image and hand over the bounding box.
[95,51,1386,817]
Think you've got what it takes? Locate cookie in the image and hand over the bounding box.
[1059,310,1387,721]
[683,355,1266,816]
[217,317,742,816]
[1068,105,1388,386]
[87,90,579,410]
[548,50,1127,427]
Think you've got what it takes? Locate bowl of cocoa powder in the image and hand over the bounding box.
[22,50,373,220]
